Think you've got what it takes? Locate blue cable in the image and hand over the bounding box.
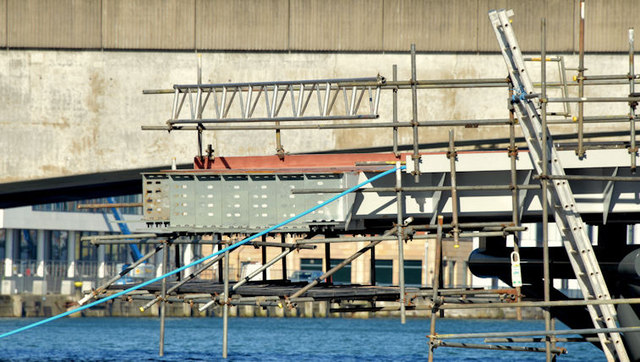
[0,165,404,340]
[510,86,527,103]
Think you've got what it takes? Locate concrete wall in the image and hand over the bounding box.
[0,49,634,183]
[1,0,639,52]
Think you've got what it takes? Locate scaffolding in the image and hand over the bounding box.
[5,5,638,362]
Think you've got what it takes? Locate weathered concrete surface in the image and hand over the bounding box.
[0,294,542,319]
[0,50,633,183]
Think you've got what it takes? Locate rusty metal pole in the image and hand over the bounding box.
[217,235,223,283]
[222,242,229,358]
[577,0,586,158]
[158,240,168,357]
[197,54,204,161]
[370,240,376,285]
[288,229,396,301]
[261,234,268,281]
[393,64,399,157]
[281,233,287,280]
[325,240,332,284]
[541,18,554,362]
[410,44,421,182]
[428,216,444,362]
[396,161,406,324]
[447,130,460,248]
[508,85,523,321]
[629,28,637,173]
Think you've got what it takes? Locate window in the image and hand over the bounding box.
[33,194,142,215]
[446,260,457,287]
[50,231,68,261]
[18,230,37,261]
[300,258,323,272]
[105,243,130,263]
[330,259,351,285]
[78,231,98,261]
[375,259,393,286]
[461,261,469,288]
[404,260,422,287]
[0,229,5,260]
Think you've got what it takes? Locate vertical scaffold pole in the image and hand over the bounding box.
[197,54,204,161]
[447,130,460,248]
[577,0,586,158]
[370,241,376,285]
[396,161,406,324]
[217,235,223,283]
[541,17,554,362]
[261,234,267,281]
[410,44,421,182]
[325,241,332,284]
[159,240,168,357]
[508,86,523,321]
[428,216,444,362]
[393,64,399,157]
[222,242,230,359]
[281,234,288,280]
[629,28,637,173]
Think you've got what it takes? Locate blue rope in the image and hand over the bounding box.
[0,165,404,340]
[510,86,527,103]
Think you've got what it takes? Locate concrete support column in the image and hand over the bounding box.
[97,244,106,279]
[4,229,15,278]
[2,229,17,295]
[33,230,49,294]
[155,248,164,277]
[36,230,46,277]
[183,243,194,278]
[66,231,76,279]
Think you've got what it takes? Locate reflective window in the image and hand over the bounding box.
[50,231,68,261]
[330,259,351,285]
[403,260,422,287]
[33,194,142,215]
[300,258,323,272]
[0,229,5,260]
[18,230,37,261]
[375,259,393,286]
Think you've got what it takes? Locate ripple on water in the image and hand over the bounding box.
[0,317,605,361]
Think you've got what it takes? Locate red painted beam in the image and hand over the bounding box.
[193,153,404,171]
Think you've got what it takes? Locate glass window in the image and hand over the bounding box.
[0,229,5,260]
[300,258,323,272]
[18,229,37,261]
[330,259,351,285]
[447,260,457,287]
[403,260,422,287]
[50,231,68,261]
[375,259,393,286]
[105,242,130,263]
[461,261,469,288]
[78,231,98,261]
[33,194,142,215]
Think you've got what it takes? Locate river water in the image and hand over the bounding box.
[0,317,604,361]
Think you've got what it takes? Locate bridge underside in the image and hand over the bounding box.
[141,149,640,234]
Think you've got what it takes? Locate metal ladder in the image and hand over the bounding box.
[488,9,629,361]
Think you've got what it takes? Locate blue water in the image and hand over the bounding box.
[0,317,604,361]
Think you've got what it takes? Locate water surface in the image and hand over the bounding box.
[0,317,604,361]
